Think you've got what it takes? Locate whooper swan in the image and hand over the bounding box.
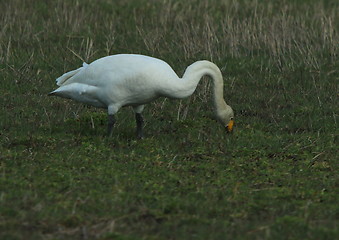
[49,54,234,138]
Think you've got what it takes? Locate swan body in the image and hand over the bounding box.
[49,54,234,137]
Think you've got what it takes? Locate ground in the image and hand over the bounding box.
[0,0,338,239]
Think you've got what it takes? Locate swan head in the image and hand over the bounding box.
[216,105,234,133]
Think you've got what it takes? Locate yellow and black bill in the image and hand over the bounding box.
[226,119,234,133]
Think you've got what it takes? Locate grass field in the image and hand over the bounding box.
[0,0,338,239]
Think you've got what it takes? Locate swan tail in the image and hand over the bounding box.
[48,83,106,108]
[55,62,88,86]
[49,82,96,98]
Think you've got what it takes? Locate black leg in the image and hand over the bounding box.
[107,114,116,137]
[135,113,144,139]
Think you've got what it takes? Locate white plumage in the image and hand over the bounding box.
[49,54,234,138]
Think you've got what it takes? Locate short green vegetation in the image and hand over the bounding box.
[0,0,337,239]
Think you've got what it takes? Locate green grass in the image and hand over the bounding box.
[0,0,338,239]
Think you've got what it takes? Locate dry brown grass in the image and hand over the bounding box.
[1,0,337,68]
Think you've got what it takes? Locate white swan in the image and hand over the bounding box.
[49,54,234,138]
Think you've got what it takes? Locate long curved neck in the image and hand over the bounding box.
[181,60,228,115]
